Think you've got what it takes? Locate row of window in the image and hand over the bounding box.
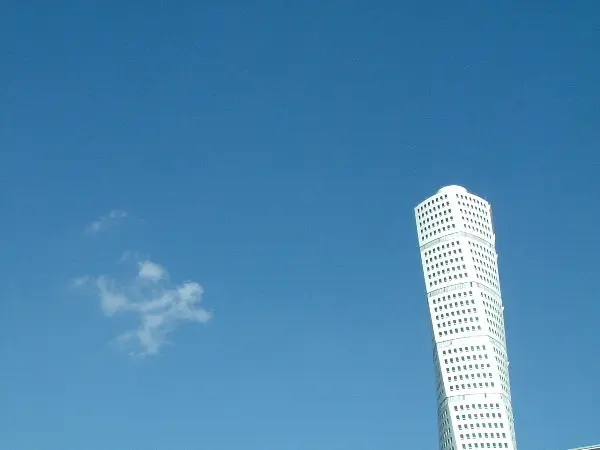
[454,403,502,411]
[458,421,506,431]
[463,218,493,239]
[462,442,509,449]
[445,359,490,374]
[492,345,507,360]
[434,298,476,311]
[460,205,490,222]
[419,210,453,229]
[417,193,449,214]
[473,256,497,275]
[472,247,496,264]
[437,306,477,320]
[418,191,488,215]
[447,371,494,385]
[442,438,454,449]
[416,198,454,241]
[444,352,487,364]
[442,344,486,355]
[438,325,483,338]
[476,273,499,291]
[482,291,502,310]
[462,208,492,230]
[445,362,490,373]
[426,255,465,272]
[463,432,507,439]
[422,223,457,240]
[486,315,505,342]
[481,292,505,343]
[457,194,486,208]
[463,215,490,230]
[418,205,451,241]
[424,242,501,291]
[449,381,496,391]
[426,254,465,267]
[490,308,504,325]
[485,308,503,326]
[421,217,455,236]
[436,402,514,450]
[426,240,462,254]
[476,269,498,284]
[473,261,500,290]
[438,316,480,329]
[430,270,468,287]
[469,240,495,256]
[433,289,473,305]
[419,211,494,243]
[429,267,468,281]
[456,413,503,422]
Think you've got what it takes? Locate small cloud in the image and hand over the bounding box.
[86,209,128,235]
[138,260,167,282]
[70,275,91,288]
[118,250,139,263]
[73,256,212,356]
[96,276,129,316]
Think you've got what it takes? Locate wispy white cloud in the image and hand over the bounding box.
[138,260,167,282]
[118,250,139,263]
[73,257,212,356]
[86,209,128,235]
[70,275,91,288]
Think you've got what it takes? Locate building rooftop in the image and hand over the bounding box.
[437,185,467,194]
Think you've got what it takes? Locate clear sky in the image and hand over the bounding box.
[1,1,599,449]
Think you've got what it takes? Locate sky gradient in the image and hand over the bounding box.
[1,1,599,449]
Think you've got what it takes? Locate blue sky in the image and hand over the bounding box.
[1,1,599,449]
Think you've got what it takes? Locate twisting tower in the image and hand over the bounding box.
[414,185,517,450]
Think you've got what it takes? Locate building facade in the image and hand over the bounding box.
[414,185,517,450]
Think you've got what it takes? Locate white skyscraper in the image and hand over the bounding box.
[414,185,517,450]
